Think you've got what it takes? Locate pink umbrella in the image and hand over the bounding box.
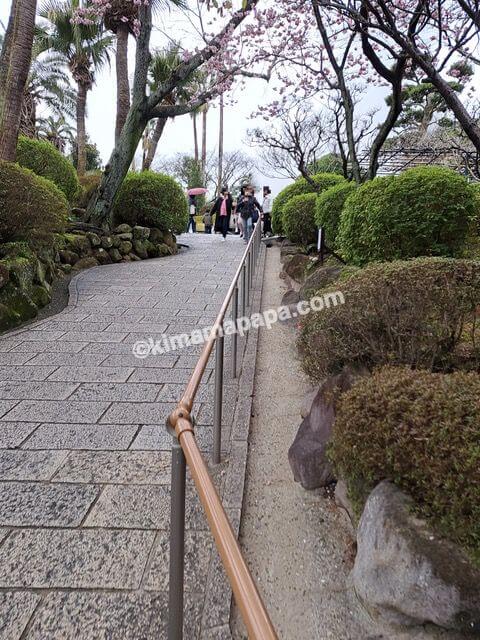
[187,187,208,196]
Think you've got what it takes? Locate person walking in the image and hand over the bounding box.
[186,194,197,233]
[211,188,233,241]
[236,185,248,238]
[262,186,273,236]
[237,186,262,244]
[202,210,213,233]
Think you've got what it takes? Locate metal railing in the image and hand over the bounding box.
[166,222,278,639]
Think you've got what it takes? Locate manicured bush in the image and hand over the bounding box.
[329,366,480,562]
[298,257,480,381]
[272,173,345,235]
[315,181,357,246]
[0,161,68,243]
[76,172,102,209]
[337,167,477,266]
[113,171,188,234]
[282,193,318,245]
[16,136,80,203]
[308,153,343,175]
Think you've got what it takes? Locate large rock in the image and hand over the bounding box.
[86,232,101,247]
[163,231,176,249]
[299,264,344,299]
[133,226,150,241]
[101,236,113,250]
[288,366,367,489]
[114,223,132,234]
[118,240,133,255]
[59,250,80,266]
[283,254,311,284]
[0,264,9,290]
[93,248,112,265]
[353,481,480,633]
[72,256,99,271]
[116,232,133,241]
[132,240,148,259]
[280,244,305,262]
[149,228,164,243]
[281,288,300,306]
[108,248,122,263]
[65,234,92,257]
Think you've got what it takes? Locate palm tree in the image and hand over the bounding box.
[192,112,199,162]
[142,45,199,171]
[37,0,113,175]
[0,0,38,161]
[20,44,76,137]
[37,114,76,152]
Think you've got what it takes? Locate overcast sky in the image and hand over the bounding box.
[1,1,295,196]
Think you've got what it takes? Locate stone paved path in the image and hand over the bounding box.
[0,233,248,640]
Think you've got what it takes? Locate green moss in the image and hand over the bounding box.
[0,282,38,322]
[30,285,51,308]
[0,303,21,332]
[330,366,480,564]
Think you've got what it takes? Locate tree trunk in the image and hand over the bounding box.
[20,88,36,138]
[0,0,37,161]
[115,24,130,143]
[76,82,88,177]
[142,117,167,170]
[193,112,199,162]
[217,95,224,195]
[201,106,207,181]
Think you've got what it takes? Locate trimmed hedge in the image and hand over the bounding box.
[76,172,102,209]
[16,136,80,203]
[330,366,480,562]
[282,193,318,246]
[315,181,357,246]
[337,167,477,266]
[113,171,188,234]
[272,173,345,235]
[0,161,68,242]
[298,257,480,381]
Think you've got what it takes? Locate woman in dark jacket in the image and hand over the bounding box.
[211,188,233,240]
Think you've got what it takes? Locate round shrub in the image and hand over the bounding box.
[113,171,188,234]
[0,161,68,242]
[298,257,480,381]
[16,136,80,203]
[272,173,345,235]
[315,181,357,246]
[282,193,317,245]
[329,366,480,561]
[76,172,102,209]
[337,167,477,266]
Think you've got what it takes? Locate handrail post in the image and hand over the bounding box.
[168,437,187,640]
[232,285,238,378]
[245,255,250,309]
[242,263,247,317]
[213,328,224,464]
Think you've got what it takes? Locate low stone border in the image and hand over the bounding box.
[199,243,266,639]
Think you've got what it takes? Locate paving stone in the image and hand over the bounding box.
[99,401,174,425]
[0,381,79,400]
[23,423,136,450]
[52,451,170,484]
[0,528,10,545]
[0,450,67,480]
[84,484,170,529]
[34,321,111,333]
[130,367,212,384]
[0,365,58,381]
[70,382,159,403]
[0,591,41,640]
[26,352,108,367]
[9,341,88,353]
[100,354,179,369]
[0,528,154,588]
[0,352,36,365]
[80,342,147,355]
[175,355,214,369]
[103,322,169,334]
[47,366,134,383]
[4,400,111,423]
[145,529,212,593]
[13,330,66,342]
[0,481,98,527]
[0,422,39,448]
[25,591,204,640]
[0,339,21,352]
[0,401,19,418]
[58,331,128,343]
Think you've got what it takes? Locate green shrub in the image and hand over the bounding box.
[298,257,480,381]
[0,161,68,243]
[337,167,477,266]
[330,366,480,562]
[308,153,343,175]
[272,173,345,235]
[113,171,188,234]
[76,172,102,209]
[16,136,79,203]
[282,193,318,245]
[315,181,357,246]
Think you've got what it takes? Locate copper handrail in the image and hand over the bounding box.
[167,223,278,639]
